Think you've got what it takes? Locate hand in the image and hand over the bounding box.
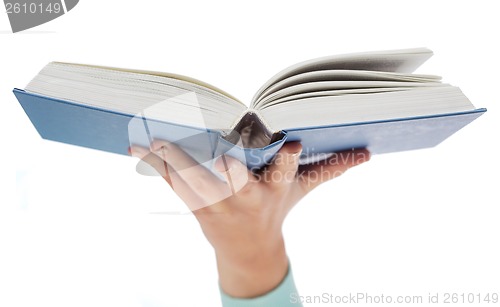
[130,141,370,298]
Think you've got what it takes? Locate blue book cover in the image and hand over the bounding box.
[14,88,486,170]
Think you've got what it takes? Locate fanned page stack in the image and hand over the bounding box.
[15,48,486,169]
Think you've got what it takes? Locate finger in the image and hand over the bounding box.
[130,146,208,210]
[265,142,302,186]
[150,140,231,204]
[298,148,370,192]
[130,146,172,185]
[214,154,256,195]
[167,168,209,211]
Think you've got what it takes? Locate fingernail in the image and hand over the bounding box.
[130,146,145,157]
[214,155,232,173]
[291,148,303,160]
[356,149,371,163]
[156,147,167,157]
[150,140,169,151]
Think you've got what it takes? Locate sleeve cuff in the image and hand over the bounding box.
[219,263,303,307]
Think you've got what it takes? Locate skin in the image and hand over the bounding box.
[130,141,370,298]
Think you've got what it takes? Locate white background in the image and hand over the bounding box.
[1,1,499,306]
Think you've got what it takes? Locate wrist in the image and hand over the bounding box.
[216,234,289,298]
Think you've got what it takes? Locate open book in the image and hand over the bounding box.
[15,48,486,169]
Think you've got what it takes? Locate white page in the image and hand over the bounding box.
[257,81,447,107]
[258,87,415,109]
[260,86,475,131]
[26,62,247,130]
[251,48,434,106]
[255,69,441,106]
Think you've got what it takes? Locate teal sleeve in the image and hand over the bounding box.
[219,264,303,307]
